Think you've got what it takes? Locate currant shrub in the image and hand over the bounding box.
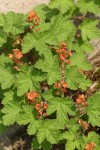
[0,0,100,150]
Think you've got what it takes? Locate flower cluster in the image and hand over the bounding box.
[56,42,72,64]
[35,101,48,118]
[75,94,88,114]
[54,79,68,94]
[9,49,23,70]
[27,11,40,30]
[78,119,89,130]
[26,91,48,118]
[26,91,40,103]
[84,142,96,150]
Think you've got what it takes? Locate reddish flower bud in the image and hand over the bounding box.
[76,98,82,104]
[61,42,67,48]
[61,88,66,93]
[38,110,42,115]
[55,91,60,95]
[35,103,41,111]
[8,53,13,59]
[26,91,40,101]
[27,11,36,21]
[82,101,88,106]
[83,121,89,130]
[12,49,23,60]
[36,115,40,119]
[65,59,70,64]
[43,103,48,110]
[67,51,72,56]
[59,53,66,61]
[54,82,61,89]
[43,113,47,117]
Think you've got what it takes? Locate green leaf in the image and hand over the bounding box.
[35,42,53,58]
[0,65,14,89]
[47,97,75,124]
[22,33,36,53]
[32,138,42,149]
[0,123,7,134]
[42,90,54,102]
[22,15,75,54]
[36,22,51,32]
[65,66,90,90]
[41,140,51,150]
[69,39,94,53]
[2,91,14,105]
[34,4,48,22]
[0,111,7,134]
[65,138,82,150]
[17,105,42,135]
[86,93,100,126]
[0,13,4,26]
[49,0,74,14]
[17,105,34,125]
[35,55,61,84]
[65,119,80,132]
[50,14,75,42]
[1,101,21,125]
[0,54,12,65]
[32,139,51,150]
[0,28,7,47]
[79,78,91,90]
[77,0,100,14]
[16,66,45,96]
[63,131,83,150]
[27,120,41,135]
[69,52,92,71]
[22,32,54,56]
[0,88,4,100]
[37,120,61,144]
[3,12,25,35]
[76,42,94,53]
[80,20,100,41]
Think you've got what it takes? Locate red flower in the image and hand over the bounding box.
[84,142,96,150]
[65,59,70,64]
[35,103,41,111]
[56,48,66,53]
[12,49,23,60]
[26,91,40,101]
[27,11,37,21]
[27,11,40,25]
[54,82,61,89]
[59,53,66,61]
[43,113,47,117]
[76,98,82,104]
[67,50,72,56]
[60,80,68,88]
[43,103,48,110]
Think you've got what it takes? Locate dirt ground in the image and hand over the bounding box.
[0,0,49,13]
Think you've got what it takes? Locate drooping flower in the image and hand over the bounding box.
[26,91,40,101]
[84,142,96,150]
[12,49,23,60]
[27,11,37,21]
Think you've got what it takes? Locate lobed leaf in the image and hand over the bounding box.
[86,93,100,126]
[80,20,100,41]
[49,0,74,14]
